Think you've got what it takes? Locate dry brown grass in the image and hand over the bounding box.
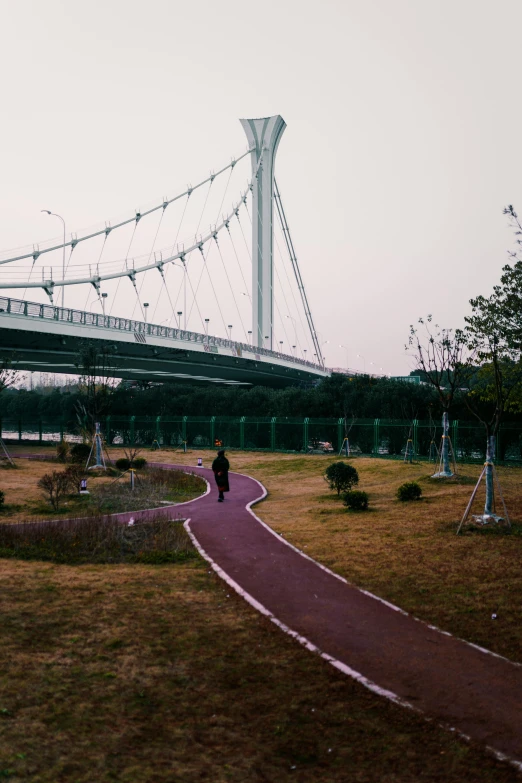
[106,447,522,663]
[0,455,203,522]
[2,558,522,782]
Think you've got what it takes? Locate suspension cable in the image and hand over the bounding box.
[273,178,323,365]
[5,181,253,292]
[0,148,254,265]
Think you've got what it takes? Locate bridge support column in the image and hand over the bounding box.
[240,115,286,350]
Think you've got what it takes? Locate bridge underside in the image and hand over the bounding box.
[0,316,327,389]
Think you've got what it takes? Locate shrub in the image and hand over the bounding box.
[70,443,91,464]
[56,439,70,463]
[116,458,131,471]
[132,457,147,470]
[324,462,359,496]
[342,490,369,511]
[0,490,4,508]
[63,464,86,493]
[37,470,71,510]
[397,481,422,502]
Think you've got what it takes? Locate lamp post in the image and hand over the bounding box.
[279,340,283,354]
[303,349,307,362]
[292,345,296,356]
[41,210,66,308]
[143,303,149,323]
[247,330,252,345]
[339,344,349,371]
[228,324,233,341]
[321,340,329,368]
[357,353,366,374]
[286,314,297,346]
[204,318,210,336]
[177,311,182,330]
[101,292,108,317]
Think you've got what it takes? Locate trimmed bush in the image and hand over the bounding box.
[342,490,369,511]
[324,462,359,496]
[70,443,91,464]
[132,457,148,470]
[397,481,422,502]
[116,458,131,471]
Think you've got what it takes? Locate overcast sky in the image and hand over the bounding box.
[1,0,522,375]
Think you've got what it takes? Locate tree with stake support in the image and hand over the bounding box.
[408,317,466,477]
[457,214,522,531]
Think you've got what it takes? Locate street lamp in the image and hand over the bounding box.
[357,353,366,374]
[204,318,210,336]
[279,340,283,354]
[101,292,108,317]
[292,345,296,356]
[286,315,297,345]
[321,340,329,368]
[339,344,349,371]
[41,210,66,308]
[143,303,149,323]
[177,311,183,329]
[247,330,252,345]
[228,324,233,341]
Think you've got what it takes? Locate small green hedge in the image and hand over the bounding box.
[342,490,369,511]
[397,481,422,501]
[70,443,91,464]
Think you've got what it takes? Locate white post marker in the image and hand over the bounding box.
[197,457,203,467]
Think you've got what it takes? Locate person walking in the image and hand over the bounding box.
[212,449,230,502]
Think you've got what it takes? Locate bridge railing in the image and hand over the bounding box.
[0,296,326,373]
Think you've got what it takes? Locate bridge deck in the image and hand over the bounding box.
[0,297,329,387]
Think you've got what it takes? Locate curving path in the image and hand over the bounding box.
[13,454,522,769]
[163,461,522,771]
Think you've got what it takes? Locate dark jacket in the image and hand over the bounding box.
[212,455,230,492]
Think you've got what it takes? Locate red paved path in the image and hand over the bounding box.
[13,454,522,767]
[163,461,522,769]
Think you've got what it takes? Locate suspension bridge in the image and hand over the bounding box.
[0,116,330,388]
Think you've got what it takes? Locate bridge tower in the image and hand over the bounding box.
[240,115,286,350]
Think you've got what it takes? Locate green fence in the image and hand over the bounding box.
[2,415,522,464]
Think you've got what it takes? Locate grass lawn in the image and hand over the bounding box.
[0,458,204,522]
[2,558,522,783]
[1,446,522,780]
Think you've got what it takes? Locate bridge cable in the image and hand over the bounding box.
[274,179,323,365]
[214,234,249,343]
[273,221,306,356]
[226,218,251,303]
[171,178,214,328]
[108,222,139,316]
[130,205,167,320]
[185,167,235,329]
[0,148,254,266]
[246,192,297,359]
[5,180,254,295]
[83,233,110,311]
[150,193,191,324]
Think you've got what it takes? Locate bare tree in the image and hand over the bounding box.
[0,355,23,394]
[74,341,119,439]
[408,316,467,476]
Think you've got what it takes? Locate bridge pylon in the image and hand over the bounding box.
[240,115,286,350]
